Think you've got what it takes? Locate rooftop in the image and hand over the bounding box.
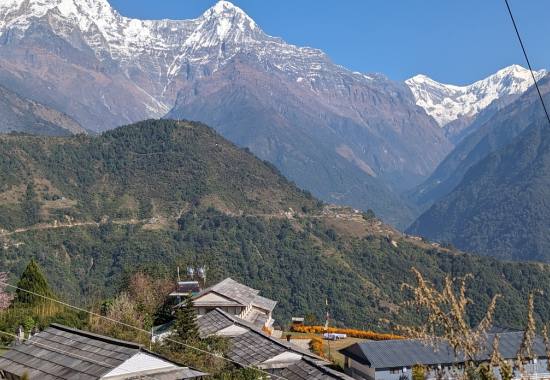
[194,278,264,306]
[251,294,278,312]
[277,357,355,380]
[189,278,277,315]
[197,309,326,366]
[339,331,548,369]
[0,324,207,379]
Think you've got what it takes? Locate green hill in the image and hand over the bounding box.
[0,119,317,229]
[2,119,550,329]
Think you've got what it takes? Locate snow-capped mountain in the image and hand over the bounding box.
[406,65,547,127]
[0,0,451,226]
[0,0,353,106]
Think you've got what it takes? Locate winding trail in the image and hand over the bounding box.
[0,218,146,237]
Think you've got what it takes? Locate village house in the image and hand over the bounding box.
[183,277,277,331]
[0,324,207,380]
[339,331,550,380]
[196,308,354,379]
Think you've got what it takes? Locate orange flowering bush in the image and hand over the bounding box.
[261,325,272,336]
[309,336,325,357]
[291,325,403,340]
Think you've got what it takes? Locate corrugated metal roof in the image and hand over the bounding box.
[176,281,201,294]
[339,332,548,369]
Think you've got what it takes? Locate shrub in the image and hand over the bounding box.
[309,336,325,357]
[290,325,403,340]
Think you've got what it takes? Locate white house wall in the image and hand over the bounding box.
[260,351,303,369]
[101,352,177,379]
[195,292,237,305]
[215,325,249,337]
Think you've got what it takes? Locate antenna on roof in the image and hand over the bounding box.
[197,266,207,286]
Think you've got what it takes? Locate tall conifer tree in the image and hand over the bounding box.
[14,259,55,306]
[173,295,199,343]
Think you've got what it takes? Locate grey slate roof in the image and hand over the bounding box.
[197,308,261,338]
[276,358,356,380]
[197,309,236,338]
[196,308,326,371]
[198,278,258,306]
[228,331,288,366]
[339,332,548,369]
[192,278,276,311]
[251,295,278,312]
[0,324,207,380]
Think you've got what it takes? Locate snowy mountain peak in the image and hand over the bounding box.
[406,65,547,126]
[210,1,247,17]
[204,0,254,23]
[189,0,259,46]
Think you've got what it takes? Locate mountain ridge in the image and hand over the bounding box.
[408,74,550,262]
[406,64,547,129]
[0,0,454,226]
[409,74,550,212]
[0,84,85,136]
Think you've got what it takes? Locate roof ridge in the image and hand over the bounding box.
[50,323,142,349]
[192,277,260,304]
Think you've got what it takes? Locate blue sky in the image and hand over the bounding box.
[109,0,550,85]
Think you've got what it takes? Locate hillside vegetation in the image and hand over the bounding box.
[1,120,550,329]
[409,118,550,262]
[0,119,317,230]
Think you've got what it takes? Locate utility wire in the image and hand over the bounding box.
[0,281,287,380]
[503,0,550,125]
[0,330,158,380]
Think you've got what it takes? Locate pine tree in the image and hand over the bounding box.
[14,259,55,306]
[172,295,199,343]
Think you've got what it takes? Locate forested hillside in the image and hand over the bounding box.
[0,119,317,230]
[1,120,550,329]
[409,118,550,262]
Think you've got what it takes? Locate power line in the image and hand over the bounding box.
[0,280,287,380]
[503,0,550,126]
[0,330,157,380]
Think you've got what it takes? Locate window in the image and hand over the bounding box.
[390,368,401,374]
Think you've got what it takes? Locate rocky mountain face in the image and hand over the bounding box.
[0,84,85,135]
[409,74,550,211]
[406,65,546,143]
[0,0,452,227]
[408,77,550,262]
